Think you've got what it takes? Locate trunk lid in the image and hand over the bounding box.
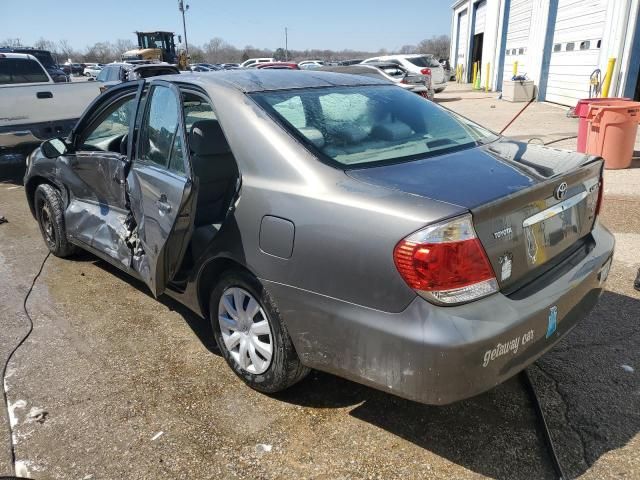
[347,140,603,290]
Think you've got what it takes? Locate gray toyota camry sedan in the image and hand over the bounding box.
[24,70,614,405]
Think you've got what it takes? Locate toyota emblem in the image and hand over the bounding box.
[554,182,568,200]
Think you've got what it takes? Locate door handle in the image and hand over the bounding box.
[36,91,53,99]
[156,194,172,214]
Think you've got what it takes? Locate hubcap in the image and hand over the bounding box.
[218,287,273,374]
[40,203,55,244]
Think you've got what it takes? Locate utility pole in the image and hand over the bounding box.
[178,0,190,55]
[285,27,288,61]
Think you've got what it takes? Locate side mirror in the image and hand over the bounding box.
[42,138,68,159]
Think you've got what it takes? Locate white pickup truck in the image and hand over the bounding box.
[0,52,102,163]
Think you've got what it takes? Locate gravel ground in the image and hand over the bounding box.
[0,85,638,479]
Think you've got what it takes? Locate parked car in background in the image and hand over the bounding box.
[62,62,85,75]
[220,63,240,69]
[298,60,324,69]
[191,63,222,72]
[96,62,180,91]
[24,69,613,406]
[83,64,103,77]
[255,62,299,70]
[0,47,69,82]
[440,58,455,80]
[363,54,447,92]
[320,62,434,99]
[0,52,101,163]
[338,59,364,66]
[240,58,275,68]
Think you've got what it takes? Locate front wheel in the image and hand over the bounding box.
[210,269,309,393]
[34,184,76,257]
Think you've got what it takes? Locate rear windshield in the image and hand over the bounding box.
[251,85,497,167]
[407,55,441,68]
[0,58,49,84]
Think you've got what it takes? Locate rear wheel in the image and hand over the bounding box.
[210,269,309,393]
[34,184,76,257]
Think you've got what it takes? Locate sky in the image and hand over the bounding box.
[1,0,451,52]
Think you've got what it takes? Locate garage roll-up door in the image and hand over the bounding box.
[545,0,609,106]
[456,9,468,69]
[475,1,487,35]
[502,0,533,83]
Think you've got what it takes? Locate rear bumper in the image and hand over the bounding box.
[265,222,614,405]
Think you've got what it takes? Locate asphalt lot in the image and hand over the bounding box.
[0,83,639,479]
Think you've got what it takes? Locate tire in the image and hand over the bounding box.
[34,184,76,258]
[210,269,309,393]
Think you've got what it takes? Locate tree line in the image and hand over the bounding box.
[1,34,450,64]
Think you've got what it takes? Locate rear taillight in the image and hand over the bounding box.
[393,215,498,305]
[421,68,432,76]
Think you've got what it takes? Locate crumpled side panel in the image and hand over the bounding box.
[65,200,132,267]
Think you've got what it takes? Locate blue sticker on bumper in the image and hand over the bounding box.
[546,306,558,338]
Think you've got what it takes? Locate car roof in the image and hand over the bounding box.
[174,69,388,93]
[0,52,36,59]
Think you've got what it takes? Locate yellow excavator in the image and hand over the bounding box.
[121,31,178,64]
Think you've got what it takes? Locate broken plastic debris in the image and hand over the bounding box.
[621,364,634,373]
[0,216,7,224]
[151,431,164,441]
[27,407,48,424]
[255,443,272,453]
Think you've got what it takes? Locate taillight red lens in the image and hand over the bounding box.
[421,68,432,76]
[393,215,498,304]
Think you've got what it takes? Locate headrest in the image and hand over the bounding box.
[371,121,413,141]
[189,120,231,155]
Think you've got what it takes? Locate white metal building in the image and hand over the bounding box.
[450,0,640,106]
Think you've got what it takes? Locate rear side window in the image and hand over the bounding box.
[96,67,109,82]
[407,56,440,68]
[0,58,48,84]
[252,85,498,168]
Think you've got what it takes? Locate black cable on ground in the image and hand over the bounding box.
[520,369,567,480]
[1,252,50,479]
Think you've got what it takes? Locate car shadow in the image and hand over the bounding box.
[0,162,26,185]
[80,252,639,479]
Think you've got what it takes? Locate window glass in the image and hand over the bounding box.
[183,92,217,131]
[252,85,498,167]
[81,96,136,151]
[96,67,109,82]
[0,58,48,84]
[138,85,183,170]
[553,44,561,52]
[272,95,306,128]
[580,40,590,50]
[407,55,440,68]
[566,43,575,51]
[108,66,122,81]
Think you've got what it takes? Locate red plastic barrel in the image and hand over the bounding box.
[585,100,640,169]
[574,97,630,152]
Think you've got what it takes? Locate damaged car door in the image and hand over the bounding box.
[61,85,140,267]
[127,80,196,297]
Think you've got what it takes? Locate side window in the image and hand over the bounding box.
[138,85,185,174]
[108,67,122,82]
[0,58,49,84]
[81,95,136,151]
[96,67,109,82]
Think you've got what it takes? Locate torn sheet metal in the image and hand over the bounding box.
[65,200,133,268]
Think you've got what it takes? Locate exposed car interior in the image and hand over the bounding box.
[174,91,241,280]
